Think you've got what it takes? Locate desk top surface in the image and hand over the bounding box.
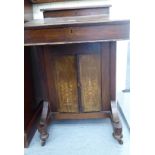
[24,15,129,29]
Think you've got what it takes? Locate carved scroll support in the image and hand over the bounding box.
[111,101,123,144]
[38,101,50,146]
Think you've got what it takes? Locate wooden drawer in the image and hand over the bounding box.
[25,21,129,46]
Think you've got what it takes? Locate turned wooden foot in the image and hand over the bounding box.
[38,101,50,146]
[38,123,49,146]
[111,101,123,145]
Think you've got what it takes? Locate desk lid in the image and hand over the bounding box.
[24,15,129,29]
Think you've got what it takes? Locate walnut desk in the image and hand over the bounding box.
[24,15,130,146]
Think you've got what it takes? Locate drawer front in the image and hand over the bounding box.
[25,22,129,45]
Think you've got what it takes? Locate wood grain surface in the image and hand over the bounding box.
[79,54,101,112]
[54,55,79,112]
[100,42,110,110]
[25,18,129,46]
[53,111,111,120]
[43,8,109,18]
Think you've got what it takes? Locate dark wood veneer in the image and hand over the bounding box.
[24,17,129,46]
[53,111,111,120]
[24,48,43,147]
[42,7,110,18]
[24,0,33,22]
[24,4,130,147]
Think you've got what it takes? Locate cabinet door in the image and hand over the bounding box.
[54,55,79,112]
[79,54,101,112]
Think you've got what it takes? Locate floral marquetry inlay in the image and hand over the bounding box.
[54,56,79,113]
[79,54,101,112]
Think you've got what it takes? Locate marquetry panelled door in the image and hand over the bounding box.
[43,42,110,113]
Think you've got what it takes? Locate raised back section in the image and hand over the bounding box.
[41,5,111,18]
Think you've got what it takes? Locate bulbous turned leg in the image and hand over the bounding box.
[38,123,49,146]
[111,101,123,145]
[38,101,50,146]
[112,122,123,144]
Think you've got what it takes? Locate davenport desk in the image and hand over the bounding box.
[24,10,130,146]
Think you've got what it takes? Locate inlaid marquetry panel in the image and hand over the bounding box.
[79,54,101,112]
[54,56,79,112]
